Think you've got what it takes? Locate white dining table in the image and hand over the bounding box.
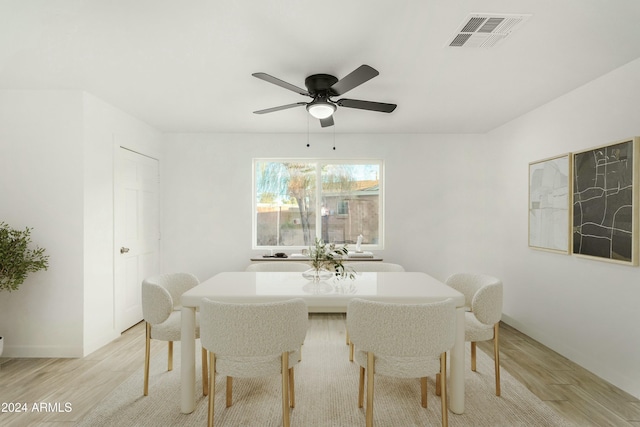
[180,271,466,415]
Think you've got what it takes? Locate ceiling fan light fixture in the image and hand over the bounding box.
[306,100,336,119]
[253,65,396,127]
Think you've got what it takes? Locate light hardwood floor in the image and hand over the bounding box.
[1,315,639,426]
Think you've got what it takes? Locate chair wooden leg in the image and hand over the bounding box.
[202,348,209,396]
[494,323,501,396]
[420,377,428,408]
[440,353,448,427]
[168,341,173,371]
[436,373,441,396]
[226,377,233,407]
[282,352,290,427]
[471,341,477,372]
[358,366,365,408]
[289,367,295,408]
[366,352,375,427]
[208,353,216,427]
[349,342,354,362]
[144,323,151,396]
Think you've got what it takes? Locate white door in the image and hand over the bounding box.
[114,147,160,332]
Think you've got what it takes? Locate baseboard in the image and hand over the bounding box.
[2,344,84,358]
[83,330,120,357]
[501,313,640,400]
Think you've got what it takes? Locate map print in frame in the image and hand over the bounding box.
[572,137,639,265]
[529,154,571,253]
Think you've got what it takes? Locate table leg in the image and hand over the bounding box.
[181,306,196,414]
[449,306,465,414]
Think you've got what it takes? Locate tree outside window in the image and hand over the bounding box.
[254,160,383,249]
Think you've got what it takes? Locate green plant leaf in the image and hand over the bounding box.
[0,222,49,292]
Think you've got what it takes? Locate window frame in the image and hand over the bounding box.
[252,158,385,250]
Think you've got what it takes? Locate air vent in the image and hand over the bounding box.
[448,13,531,48]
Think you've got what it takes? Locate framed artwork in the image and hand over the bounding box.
[572,137,639,265]
[529,154,572,253]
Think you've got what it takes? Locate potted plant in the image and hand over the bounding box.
[304,237,355,282]
[0,222,49,356]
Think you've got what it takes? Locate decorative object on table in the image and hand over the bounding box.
[572,137,639,265]
[355,234,363,252]
[0,222,49,292]
[528,153,572,254]
[303,238,355,282]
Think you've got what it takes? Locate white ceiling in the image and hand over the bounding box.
[2,0,640,134]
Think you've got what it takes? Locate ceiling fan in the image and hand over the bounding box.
[252,65,397,128]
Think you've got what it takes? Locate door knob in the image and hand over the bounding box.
[120,247,130,254]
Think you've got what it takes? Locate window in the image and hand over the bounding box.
[337,200,349,216]
[253,159,383,249]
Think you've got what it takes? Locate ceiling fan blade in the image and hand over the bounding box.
[252,72,309,96]
[336,98,397,113]
[330,65,379,96]
[253,102,307,114]
[320,116,334,128]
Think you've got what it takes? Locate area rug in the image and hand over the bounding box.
[76,337,576,426]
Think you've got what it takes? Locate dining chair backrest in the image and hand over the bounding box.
[245,262,311,272]
[348,298,455,427]
[143,272,199,312]
[142,280,174,325]
[347,262,405,272]
[347,298,455,359]
[200,298,308,357]
[445,273,502,325]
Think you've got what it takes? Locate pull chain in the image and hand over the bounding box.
[306,114,310,147]
[305,114,337,150]
[332,121,336,150]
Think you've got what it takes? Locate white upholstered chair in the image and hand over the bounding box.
[347,298,456,427]
[345,262,406,360]
[346,262,405,272]
[200,298,309,427]
[141,273,208,397]
[444,273,503,396]
[245,261,310,272]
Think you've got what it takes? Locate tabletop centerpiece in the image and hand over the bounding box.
[303,237,355,282]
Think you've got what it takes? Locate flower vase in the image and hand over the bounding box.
[302,268,333,282]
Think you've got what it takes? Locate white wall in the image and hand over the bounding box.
[0,90,162,357]
[487,57,640,398]
[0,90,85,357]
[82,92,162,355]
[161,131,492,283]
